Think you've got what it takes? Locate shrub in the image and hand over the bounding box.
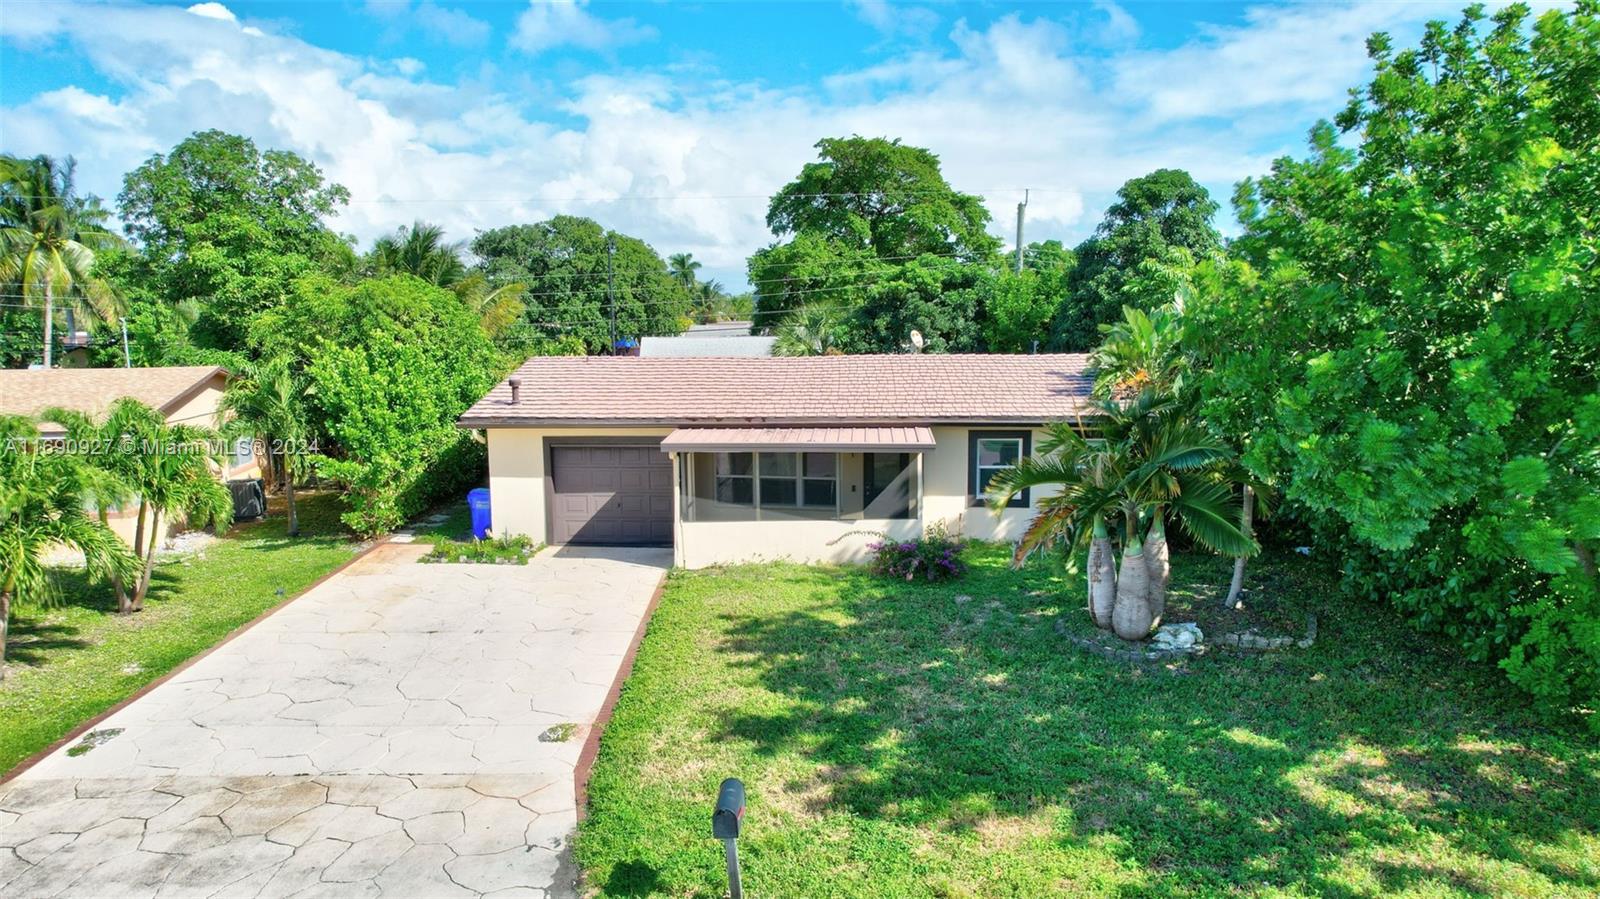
[869,527,967,583]
[420,534,540,565]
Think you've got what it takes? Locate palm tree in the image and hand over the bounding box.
[454,273,527,339]
[773,304,844,356]
[368,220,466,287]
[1091,302,1187,401]
[691,279,726,324]
[0,416,138,675]
[221,358,311,536]
[0,155,124,367]
[988,392,1257,640]
[42,400,154,612]
[668,252,701,289]
[127,419,232,609]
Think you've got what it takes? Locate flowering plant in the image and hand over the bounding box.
[867,525,967,583]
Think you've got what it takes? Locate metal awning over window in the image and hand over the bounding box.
[660,426,936,453]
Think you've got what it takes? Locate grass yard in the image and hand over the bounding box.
[0,491,362,776]
[578,544,1600,898]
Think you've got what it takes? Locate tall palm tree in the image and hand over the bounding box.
[773,304,844,356]
[221,358,311,536]
[668,252,701,289]
[0,155,124,367]
[368,220,466,287]
[0,416,138,674]
[988,392,1257,640]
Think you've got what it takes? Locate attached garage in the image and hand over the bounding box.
[548,443,672,546]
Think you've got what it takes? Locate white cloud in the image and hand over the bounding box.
[511,0,656,55]
[1,1,1465,286]
[185,3,236,23]
[1092,0,1140,44]
[849,0,940,40]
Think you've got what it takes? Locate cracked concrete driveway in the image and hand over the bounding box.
[0,543,669,898]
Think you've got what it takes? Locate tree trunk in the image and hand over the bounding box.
[101,507,131,614]
[0,587,11,679]
[1144,513,1169,627]
[1087,519,1117,630]
[285,456,299,537]
[42,279,54,368]
[125,500,149,615]
[1224,486,1255,609]
[135,509,160,611]
[1112,537,1154,640]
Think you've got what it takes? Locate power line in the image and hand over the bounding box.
[1,188,1055,205]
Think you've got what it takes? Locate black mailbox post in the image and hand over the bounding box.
[712,778,745,898]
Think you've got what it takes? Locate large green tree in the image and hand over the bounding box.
[0,155,123,367]
[366,220,466,287]
[255,275,502,535]
[1051,169,1220,350]
[117,130,353,351]
[749,136,999,331]
[472,216,690,354]
[1191,2,1600,726]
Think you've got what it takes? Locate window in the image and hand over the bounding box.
[861,452,915,519]
[969,430,1031,507]
[684,451,839,521]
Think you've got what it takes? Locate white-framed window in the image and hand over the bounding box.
[713,451,754,506]
[757,452,837,509]
[970,430,1031,507]
[685,451,839,521]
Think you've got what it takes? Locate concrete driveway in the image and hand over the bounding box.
[0,543,669,898]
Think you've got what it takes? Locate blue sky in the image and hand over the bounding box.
[2,0,1486,288]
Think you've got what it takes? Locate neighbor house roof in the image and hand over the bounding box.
[638,335,777,357]
[0,366,228,428]
[459,354,1093,428]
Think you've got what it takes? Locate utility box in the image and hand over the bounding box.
[227,478,266,522]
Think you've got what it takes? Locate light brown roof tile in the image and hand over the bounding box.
[0,366,227,422]
[459,354,1093,427]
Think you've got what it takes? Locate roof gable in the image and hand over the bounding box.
[0,366,228,423]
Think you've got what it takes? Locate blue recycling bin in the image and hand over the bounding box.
[467,488,492,540]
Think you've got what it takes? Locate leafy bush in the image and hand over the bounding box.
[1190,4,1600,729]
[869,527,967,583]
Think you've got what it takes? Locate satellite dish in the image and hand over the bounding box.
[909,329,925,349]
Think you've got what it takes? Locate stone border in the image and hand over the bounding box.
[0,535,386,787]
[572,570,670,823]
[1055,620,1206,663]
[1219,614,1318,650]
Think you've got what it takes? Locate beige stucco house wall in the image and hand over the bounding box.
[485,424,1060,570]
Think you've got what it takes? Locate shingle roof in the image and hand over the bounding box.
[459,354,1094,428]
[0,366,227,424]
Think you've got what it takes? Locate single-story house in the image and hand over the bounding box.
[457,354,1093,569]
[0,365,259,545]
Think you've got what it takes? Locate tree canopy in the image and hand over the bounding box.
[472,215,690,354]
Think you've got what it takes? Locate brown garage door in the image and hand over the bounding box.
[549,444,672,545]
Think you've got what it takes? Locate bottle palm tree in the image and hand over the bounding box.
[221,358,311,537]
[668,252,701,289]
[368,220,466,287]
[0,416,138,674]
[0,155,124,367]
[988,391,1258,640]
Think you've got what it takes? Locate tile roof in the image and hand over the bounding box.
[459,354,1094,428]
[660,426,937,452]
[0,366,227,424]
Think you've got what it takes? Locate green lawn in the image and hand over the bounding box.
[578,544,1600,898]
[0,491,362,775]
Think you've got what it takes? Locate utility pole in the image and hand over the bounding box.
[120,317,131,367]
[606,235,617,355]
[1014,189,1029,274]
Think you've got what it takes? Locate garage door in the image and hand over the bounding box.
[549,444,672,545]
